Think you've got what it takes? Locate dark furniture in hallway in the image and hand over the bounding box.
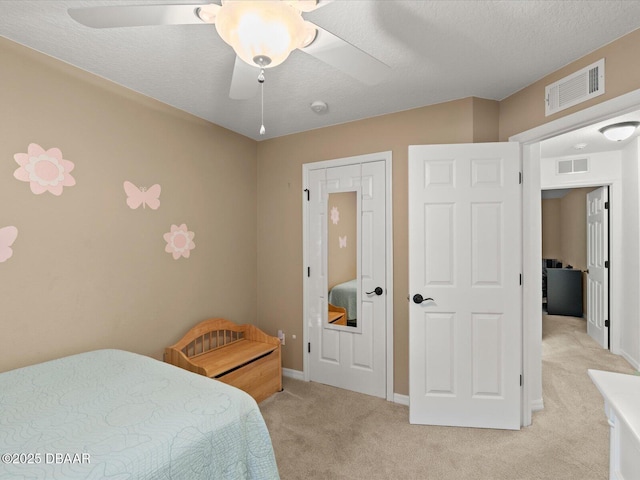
[546,268,583,317]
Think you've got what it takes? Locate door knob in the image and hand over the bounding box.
[366,287,384,296]
[412,294,434,304]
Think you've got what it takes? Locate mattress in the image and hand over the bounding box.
[0,349,279,479]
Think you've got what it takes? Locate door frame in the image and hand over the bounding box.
[302,151,394,401]
[512,88,640,426]
[541,184,614,350]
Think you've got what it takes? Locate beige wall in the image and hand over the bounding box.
[500,28,640,141]
[541,198,561,260]
[542,189,596,270]
[257,26,640,396]
[472,97,500,142]
[256,97,489,395]
[561,188,598,314]
[3,23,639,396]
[560,188,597,271]
[0,38,258,372]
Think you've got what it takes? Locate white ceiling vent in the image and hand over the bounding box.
[545,59,605,116]
[557,158,589,175]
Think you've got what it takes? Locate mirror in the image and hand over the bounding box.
[326,191,358,328]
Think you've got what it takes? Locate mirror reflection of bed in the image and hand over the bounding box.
[327,191,357,328]
[329,279,357,327]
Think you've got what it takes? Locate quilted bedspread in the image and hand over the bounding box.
[0,349,280,479]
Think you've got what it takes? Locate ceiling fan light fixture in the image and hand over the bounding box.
[214,0,310,68]
[196,4,220,24]
[599,121,640,142]
[301,21,318,48]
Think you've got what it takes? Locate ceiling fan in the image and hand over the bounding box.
[68,0,390,100]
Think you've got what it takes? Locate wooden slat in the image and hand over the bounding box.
[194,339,277,378]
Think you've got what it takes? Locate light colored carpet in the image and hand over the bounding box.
[259,314,638,479]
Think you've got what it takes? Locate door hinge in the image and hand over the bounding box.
[520,374,523,387]
[519,172,522,185]
[605,260,609,268]
[304,188,310,201]
[307,267,310,277]
[605,201,609,209]
[605,319,610,327]
[519,274,522,285]
[308,342,311,353]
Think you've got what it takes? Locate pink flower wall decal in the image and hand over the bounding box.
[164,224,195,260]
[13,143,76,196]
[0,226,18,263]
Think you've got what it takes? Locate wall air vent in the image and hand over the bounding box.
[545,59,605,116]
[557,158,589,175]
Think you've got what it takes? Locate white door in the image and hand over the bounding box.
[586,186,609,349]
[408,143,521,430]
[305,156,388,398]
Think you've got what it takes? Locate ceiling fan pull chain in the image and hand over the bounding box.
[259,68,266,136]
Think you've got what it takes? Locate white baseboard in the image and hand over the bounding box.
[531,398,544,412]
[282,368,304,381]
[281,370,410,405]
[621,350,640,371]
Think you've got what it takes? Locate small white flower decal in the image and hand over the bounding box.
[339,235,347,248]
[330,206,340,225]
[164,224,195,260]
[14,143,75,196]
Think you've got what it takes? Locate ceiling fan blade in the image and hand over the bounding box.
[286,0,335,13]
[68,4,210,28]
[300,23,390,85]
[314,0,336,9]
[229,56,260,100]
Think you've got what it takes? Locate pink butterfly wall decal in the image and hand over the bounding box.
[339,235,347,248]
[0,226,18,263]
[123,181,161,210]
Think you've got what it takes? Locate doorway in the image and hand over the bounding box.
[516,89,640,426]
[302,151,394,400]
[541,186,611,349]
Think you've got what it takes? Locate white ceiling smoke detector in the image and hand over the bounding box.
[310,100,328,114]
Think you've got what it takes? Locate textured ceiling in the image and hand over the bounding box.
[1,0,640,142]
[541,110,640,158]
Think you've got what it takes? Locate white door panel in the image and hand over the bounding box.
[409,143,521,430]
[587,186,609,349]
[306,157,388,398]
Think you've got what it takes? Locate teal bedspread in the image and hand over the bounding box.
[0,349,279,479]
[329,279,357,321]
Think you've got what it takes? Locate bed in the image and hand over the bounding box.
[0,349,280,479]
[328,279,357,325]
